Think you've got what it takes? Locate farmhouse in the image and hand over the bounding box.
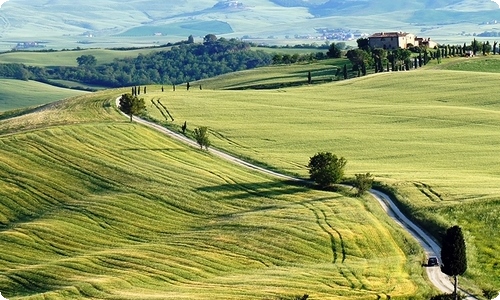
[369,32,438,49]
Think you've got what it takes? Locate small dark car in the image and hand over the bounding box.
[427,256,439,266]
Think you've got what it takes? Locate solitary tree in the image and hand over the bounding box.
[308,152,347,188]
[353,172,374,196]
[119,93,146,122]
[307,71,312,84]
[441,225,467,300]
[181,121,187,134]
[187,35,195,44]
[193,126,211,150]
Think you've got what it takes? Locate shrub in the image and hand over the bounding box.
[193,126,211,150]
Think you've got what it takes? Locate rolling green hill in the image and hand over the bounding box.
[0,91,430,299]
[141,56,500,293]
[0,48,169,67]
[0,79,87,111]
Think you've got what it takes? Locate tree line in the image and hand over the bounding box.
[342,38,499,78]
[0,36,274,88]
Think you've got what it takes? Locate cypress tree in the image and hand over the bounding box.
[343,64,348,79]
[441,225,467,300]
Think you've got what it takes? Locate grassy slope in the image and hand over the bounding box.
[0,91,429,299]
[143,57,500,292]
[196,59,351,90]
[0,48,169,67]
[0,79,86,112]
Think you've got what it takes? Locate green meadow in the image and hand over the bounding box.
[0,91,429,299]
[197,58,350,90]
[143,58,500,292]
[0,79,86,112]
[0,48,169,67]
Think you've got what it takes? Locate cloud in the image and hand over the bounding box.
[0,292,8,300]
[492,0,500,8]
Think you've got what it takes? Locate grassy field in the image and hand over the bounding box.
[0,47,169,67]
[433,55,500,73]
[141,59,500,293]
[196,58,351,90]
[0,91,431,299]
[0,79,87,111]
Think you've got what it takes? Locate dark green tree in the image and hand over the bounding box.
[187,35,195,44]
[119,93,146,122]
[181,121,187,134]
[308,152,347,188]
[307,71,312,84]
[193,126,211,150]
[326,42,342,58]
[356,38,370,51]
[204,34,217,45]
[372,48,387,73]
[76,54,97,67]
[441,225,467,300]
[353,173,374,196]
[343,64,348,79]
[472,38,479,56]
[346,49,373,74]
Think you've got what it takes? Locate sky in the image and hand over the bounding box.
[0,0,9,8]
[492,0,500,7]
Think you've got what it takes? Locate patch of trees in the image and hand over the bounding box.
[307,152,373,195]
[0,36,273,88]
[343,37,500,78]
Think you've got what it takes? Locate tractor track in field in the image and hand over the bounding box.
[115,96,478,299]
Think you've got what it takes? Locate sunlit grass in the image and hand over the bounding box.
[0,79,87,112]
[0,48,168,67]
[143,67,500,292]
[0,92,429,299]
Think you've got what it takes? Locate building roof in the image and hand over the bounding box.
[369,32,409,38]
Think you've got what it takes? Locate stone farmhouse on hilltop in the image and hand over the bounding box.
[368,32,438,50]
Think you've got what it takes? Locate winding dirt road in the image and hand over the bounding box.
[115,97,477,299]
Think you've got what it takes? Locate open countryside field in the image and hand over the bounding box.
[0,47,169,67]
[0,79,86,112]
[0,91,430,299]
[143,60,500,292]
[197,58,350,90]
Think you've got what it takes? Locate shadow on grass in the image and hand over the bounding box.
[121,147,188,152]
[197,179,311,201]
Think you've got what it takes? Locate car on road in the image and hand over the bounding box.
[427,256,439,267]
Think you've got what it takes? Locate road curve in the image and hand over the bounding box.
[115,97,477,299]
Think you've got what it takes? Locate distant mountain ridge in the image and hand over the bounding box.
[0,0,498,50]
